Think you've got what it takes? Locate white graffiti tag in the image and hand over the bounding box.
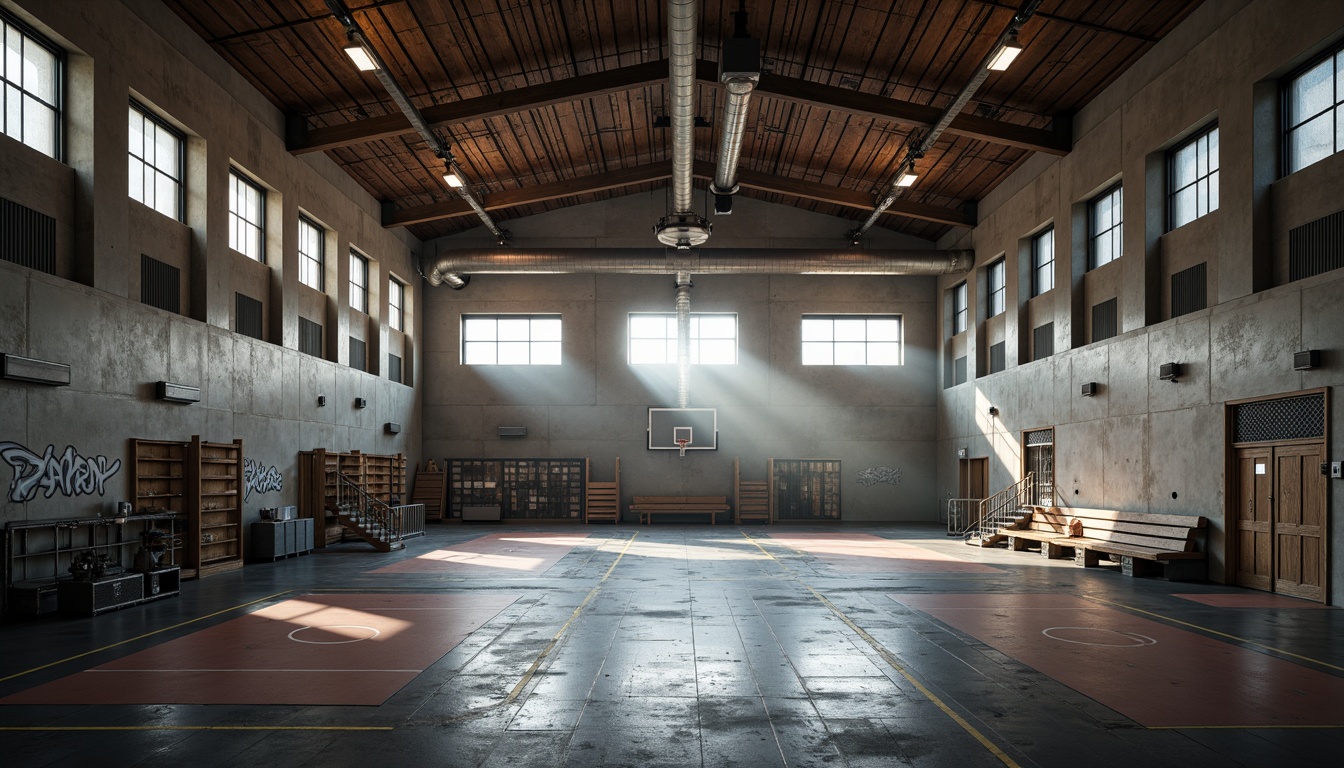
[243,457,284,501]
[856,466,903,487]
[0,442,123,503]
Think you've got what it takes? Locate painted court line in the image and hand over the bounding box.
[767,532,1001,573]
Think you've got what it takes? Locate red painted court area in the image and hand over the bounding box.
[2,592,517,706]
[769,533,1000,573]
[370,532,590,575]
[892,593,1344,727]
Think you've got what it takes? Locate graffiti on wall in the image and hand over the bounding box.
[856,466,903,487]
[243,457,283,501]
[0,441,123,503]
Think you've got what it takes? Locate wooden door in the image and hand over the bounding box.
[1233,447,1273,591]
[959,457,988,499]
[1273,444,1327,601]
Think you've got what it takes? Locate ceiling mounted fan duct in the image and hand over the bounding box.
[709,1,760,215]
[655,0,710,248]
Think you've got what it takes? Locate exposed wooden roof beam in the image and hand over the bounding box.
[383,161,972,230]
[294,59,1068,156]
[291,59,670,154]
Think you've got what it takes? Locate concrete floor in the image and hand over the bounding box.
[1,524,1341,767]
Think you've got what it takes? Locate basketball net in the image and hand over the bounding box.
[675,438,689,458]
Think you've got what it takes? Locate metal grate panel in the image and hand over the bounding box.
[1025,428,1054,446]
[234,293,263,340]
[1233,394,1325,443]
[954,355,967,385]
[388,353,403,384]
[298,317,323,358]
[1092,298,1118,342]
[1171,262,1207,318]
[349,337,366,371]
[1289,209,1344,282]
[140,255,180,314]
[1033,323,1054,360]
[1,196,57,274]
[989,342,1005,374]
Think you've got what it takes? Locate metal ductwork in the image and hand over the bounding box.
[422,248,971,288]
[848,0,1041,243]
[710,2,760,216]
[654,0,712,249]
[674,272,692,408]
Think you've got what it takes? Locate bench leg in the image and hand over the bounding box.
[1161,560,1207,582]
[1043,541,1070,559]
[1008,536,1028,552]
[1074,547,1100,567]
[1120,556,1163,577]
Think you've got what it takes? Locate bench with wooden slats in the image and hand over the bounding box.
[1003,506,1208,580]
[629,495,731,525]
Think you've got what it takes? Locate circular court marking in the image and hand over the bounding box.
[1041,626,1157,647]
[288,625,382,644]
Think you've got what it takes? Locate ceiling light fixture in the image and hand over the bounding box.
[896,161,918,187]
[443,170,463,188]
[987,32,1022,71]
[343,42,377,71]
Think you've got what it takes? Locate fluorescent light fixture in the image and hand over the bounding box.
[344,44,377,71]
[987,33,1022,71]
[443,172,464,188]
[896,170,918,187]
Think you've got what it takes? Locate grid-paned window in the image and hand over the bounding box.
[1,12,61,159]
[463,314,561,365]
[1169,125,1219,230]
[1285,46,1344,174]
[228,170,264,261]
[349,251,368,313]
[986,259,1006,317]
[298,216,324,290]
[1032,227,1054,296]
[801,315,902,366]
[951,282,968,334]
[1089,185,1123,270]
[388,278,405,331]
[628,313,737,365]
[128,102,183,220]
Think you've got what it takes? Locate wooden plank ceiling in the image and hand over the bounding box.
[163,0,1204,244]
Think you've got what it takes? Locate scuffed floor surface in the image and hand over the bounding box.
[1,524,1341,767]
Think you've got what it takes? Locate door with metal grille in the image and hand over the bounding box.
[1023,429,1054,505]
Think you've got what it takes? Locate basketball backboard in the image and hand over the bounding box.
[648,407,717,451]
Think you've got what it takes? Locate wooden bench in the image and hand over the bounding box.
[629,496,731,525]
[1003,506,1208,581]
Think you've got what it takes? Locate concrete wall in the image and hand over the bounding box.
[423,194,943,521]
[935,0,1344,604]
[0,0,421,544]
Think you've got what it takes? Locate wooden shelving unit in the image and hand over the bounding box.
[297,449,408,546]
[447,458,585,520]
[734,458,770,524]
[770,458,842,521]
[188,437,245,577]
[130,438,191,576]
[584,458,620,524]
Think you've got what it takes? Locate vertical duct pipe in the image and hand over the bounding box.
[710,2,760,215]
[675,272,692,408]
[655,0,712,248]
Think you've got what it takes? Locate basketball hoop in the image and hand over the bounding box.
[673,426,693,457]
[675,438,690,457]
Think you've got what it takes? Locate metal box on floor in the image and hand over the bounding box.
[58,572,145,616]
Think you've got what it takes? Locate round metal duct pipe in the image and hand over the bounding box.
[421,248,972,288]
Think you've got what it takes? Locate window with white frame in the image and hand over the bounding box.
[951,282,968,334]
[1169,125,1219,230]
[1284,45,1344,174]
[128,101,183,220]
[1032,227,1054,296]
[986,258,1006,317]
[0,11,61,159]
[1088,184,1123,270]
[228,170,265,261]
[628,313,737,365]
[388,278,405,331]
[298,216,324,290]
[801,315,902,366]
[462,314,561,365]
[349,250,368,313]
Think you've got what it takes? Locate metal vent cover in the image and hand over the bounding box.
[349,337,366,372]
[234,293,263,340]
[1171,262,1207,318]
[1092,298,1118,342]
[989,341,1006,374]
[1025,428,1054,447]
[298,317,323,358]
[1288,209,1344,282]
[1,196,56,274]
[388,353,403,384]
[954,355,968,385]
[1233,394,1325,443]
[140,255,180,314]
[1033,323,1054,360]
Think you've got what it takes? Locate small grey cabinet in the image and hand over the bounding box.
[251,519,314,561]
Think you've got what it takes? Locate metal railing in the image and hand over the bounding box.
[975,473,1035,543]
[390,503,426,540]
[946,498,982,536]
[332,473,420,549]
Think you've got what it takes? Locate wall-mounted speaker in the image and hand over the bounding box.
[354,397,367,408]
[498,426,527,437]
[156,381,200,404]
[2,354,70,386]
[385,422,401,434]
[1293,350,1320,370]
[1158,362,1181,381]
[1080,382,1098,397]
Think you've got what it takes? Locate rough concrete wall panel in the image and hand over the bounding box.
[1209,291,1303,403]
[1148,316,1212,413]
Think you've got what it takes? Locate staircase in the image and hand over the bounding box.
[331,472,407,552]
[946,472,1034,546]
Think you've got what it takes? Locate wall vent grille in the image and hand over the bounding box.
[349,337,366,372]
[298,318,323,358]
[989,342,1005,374]
[140,255,180,314]
[1171,262,1207,318]
[388,353,403,384]
[1033,323,1054,361]
[1233,394,1325,443]
[1092,298,1118,342]
[234,293,263,340]
[954,355,967,385]
[1,196,56,274]
[1289,209,1344,281]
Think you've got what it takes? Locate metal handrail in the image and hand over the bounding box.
[975,472,1035,542]
[946,498,983,536]
[332,472,400,546]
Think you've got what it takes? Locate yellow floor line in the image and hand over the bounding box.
[741,533,1022,768]
[1085,596,1344,673]
[0,590,293,685]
